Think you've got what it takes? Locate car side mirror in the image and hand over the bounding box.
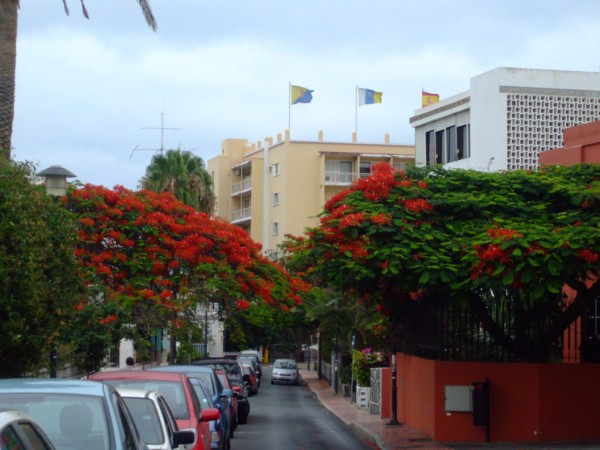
[221,388,233,397]
[173,429,195,446]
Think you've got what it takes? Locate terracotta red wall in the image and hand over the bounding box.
[540,120,600,166]
[394,353,600,444]
[379,367,391,419]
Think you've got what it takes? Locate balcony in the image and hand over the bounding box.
[232,207,251,223]
[324,171,361,185]
[232,178,252,195]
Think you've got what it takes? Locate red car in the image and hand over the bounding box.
[241,365,258,396]
[89,370,220,450]
[215,370,237,436]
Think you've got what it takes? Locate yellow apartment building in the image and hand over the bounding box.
[208,129,415,256]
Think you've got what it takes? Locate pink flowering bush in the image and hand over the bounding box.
[352,347,388,386]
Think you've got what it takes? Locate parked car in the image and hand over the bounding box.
[236,355,261,385]
[116,388,195,450]
[0,378,147,450]
[0,410,55,450]
[214,371,237,438]
[187,378,226,450]
[149,366,231,450]
[271,358,300,385]
[241,365,258,396]
[88,370,219,450]
[192,359,249,426]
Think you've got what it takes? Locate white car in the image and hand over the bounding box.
[117,388,195,450]
[0,410,55,450]
[270,359,299,385]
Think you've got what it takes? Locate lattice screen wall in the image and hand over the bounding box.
[506,94,600,170]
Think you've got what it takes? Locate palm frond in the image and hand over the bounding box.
[80,0,89,19]
[136,0,158,31]
[62,0,70,16]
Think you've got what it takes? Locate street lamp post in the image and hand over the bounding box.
[386,353,401,427]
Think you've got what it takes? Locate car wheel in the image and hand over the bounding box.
[271,380,274,385]
[238,413,248,425]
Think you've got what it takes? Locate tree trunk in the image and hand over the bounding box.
[0,0,18,158]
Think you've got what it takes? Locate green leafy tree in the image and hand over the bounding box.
[292,163,600,361]
[0,0,156,158]
[0,159,84,376]
[141,149,215,214]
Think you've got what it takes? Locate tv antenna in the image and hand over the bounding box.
[130,112,182,159]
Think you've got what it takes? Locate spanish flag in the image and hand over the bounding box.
[422,91,440,107]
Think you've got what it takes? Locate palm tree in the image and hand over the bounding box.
[141,149,216,214]
[0,0,157,159]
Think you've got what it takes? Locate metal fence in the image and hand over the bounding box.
[399,295,600,364]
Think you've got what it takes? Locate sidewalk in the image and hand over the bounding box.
[299,367,451,450]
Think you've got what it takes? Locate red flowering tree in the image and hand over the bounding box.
[292,163,600,361]
[64,184,309,363]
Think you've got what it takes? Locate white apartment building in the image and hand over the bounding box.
[410,67,600,171]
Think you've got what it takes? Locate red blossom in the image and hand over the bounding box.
[99,315,117,324]
[370,213,392,226]
[236,299,252,310]
[579,249,600,263]
[487,227,523,240]
[403,198,433,214]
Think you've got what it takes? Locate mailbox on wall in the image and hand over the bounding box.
[444,385,472,412]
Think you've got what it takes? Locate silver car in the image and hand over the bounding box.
[116,388,195,450]
[270,359,299,385]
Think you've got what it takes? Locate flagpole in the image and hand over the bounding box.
[289,82,292,132]
[355,85,358,137]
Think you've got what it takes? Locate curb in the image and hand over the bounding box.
[300,373,386,450]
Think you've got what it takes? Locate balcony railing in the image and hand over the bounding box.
[232,178,252,195]
[232,207,251,222]
[324,172,361,185]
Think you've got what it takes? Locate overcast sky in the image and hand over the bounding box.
[11,0,600,189]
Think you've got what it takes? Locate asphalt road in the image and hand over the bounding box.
[231,366,371,450]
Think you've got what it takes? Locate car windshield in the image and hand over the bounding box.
[102,380,190,420]
[188,372,217,397]
[274,360,297,369]
[0,393,110,450]
[122,397,164,445]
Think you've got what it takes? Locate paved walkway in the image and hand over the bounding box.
[299,367,450,450]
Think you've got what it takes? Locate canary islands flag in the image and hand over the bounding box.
[291,85,314,104]
[358,87,382,106]
[422,91,440,107]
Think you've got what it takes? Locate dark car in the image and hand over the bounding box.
[150,366,232,449]
[192,359,250,425]
[241,365,258,396]
[236,355,261,386]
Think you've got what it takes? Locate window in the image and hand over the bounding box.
[272,163,280,176]
[272,222,279,236]
[446,126,457,162]
[272,192,279,206]
[435,130,445,164]
[359,162,371,178]
[426,130,436,166]
[325,160,353,183]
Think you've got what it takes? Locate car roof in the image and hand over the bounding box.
[89,370,188,382]
[0,379,110,397]
[151,365,214,373]
[115,388,160,400]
